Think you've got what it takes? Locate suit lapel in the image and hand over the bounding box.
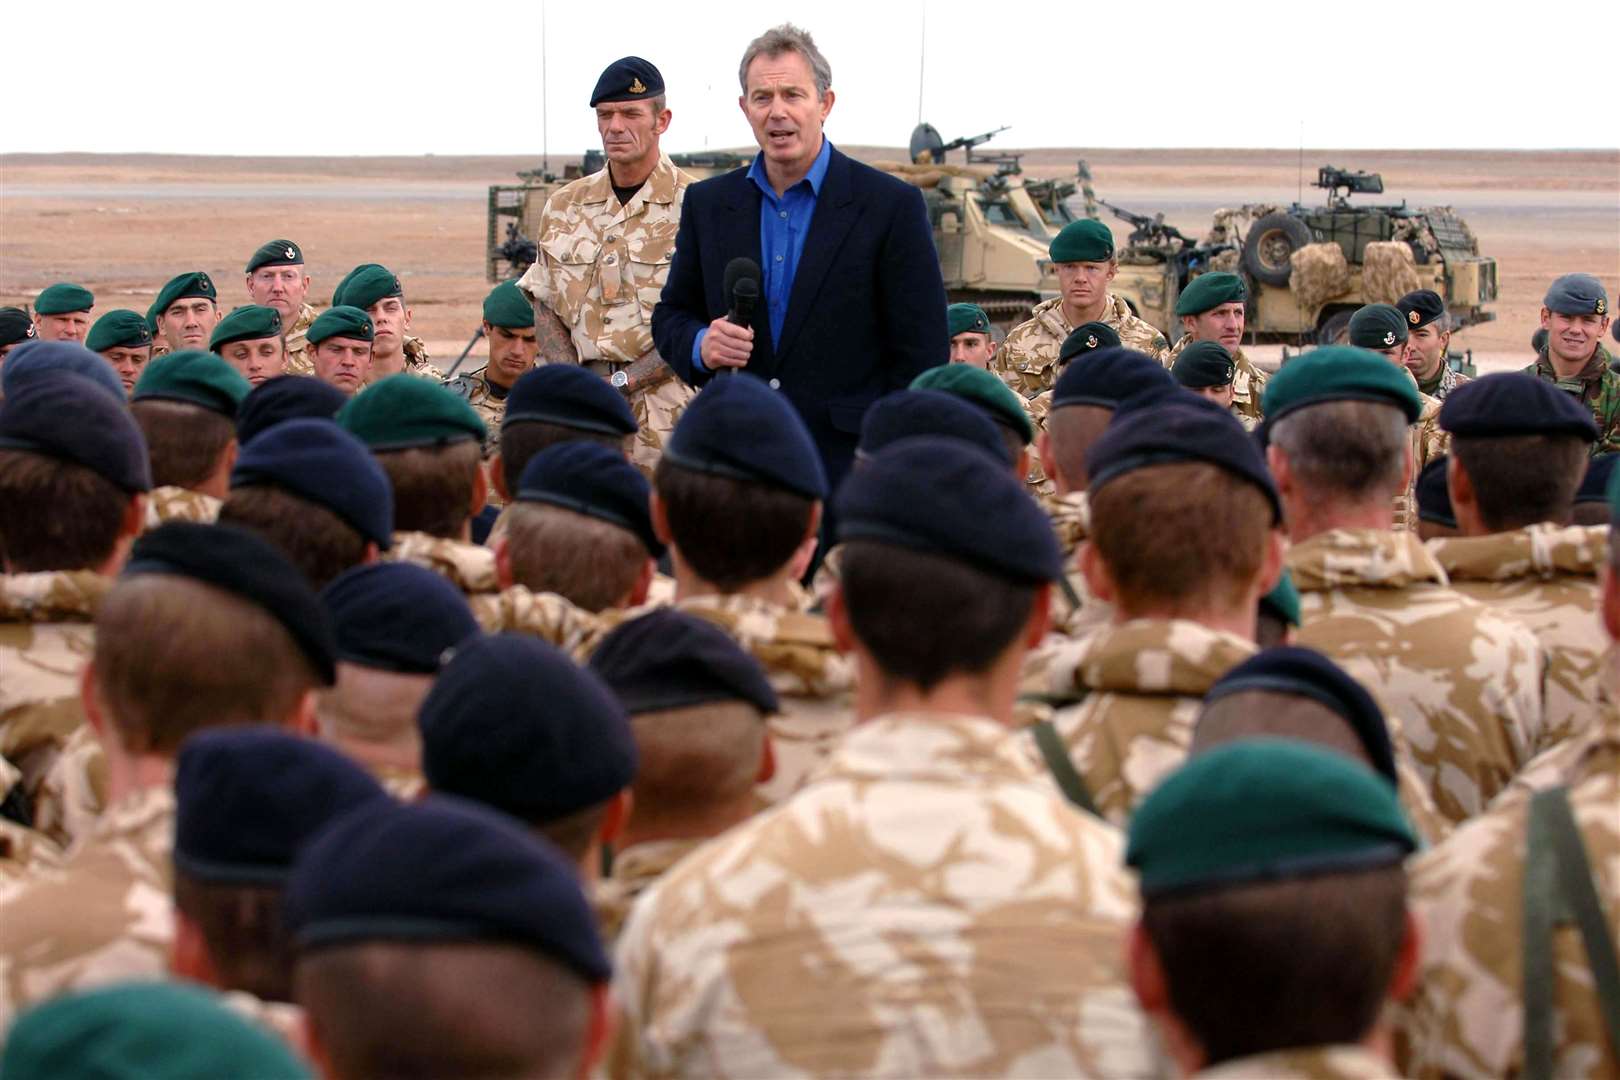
[775,146,860,364]
[719,169,774,363]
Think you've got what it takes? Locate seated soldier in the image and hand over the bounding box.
[86,309,154,396]
[0,522,336,1027]
[1572,452,1617,525]
[912,362,1036,484]
[151,272,222,353]
[1127,741,1421,1078]
[219,419,393,590]
[587,608,778,940]
[235,375,348,445]
[1171,341,1253,430]
[492,363,638,504]
[130,350,251,528]
[305,307,375,397]
[317,562,480,797]
[945,302,995,368]
[1415,456,1459,541]
[30,283,94,343]
[331,263,444,383]
[211,305,287,387]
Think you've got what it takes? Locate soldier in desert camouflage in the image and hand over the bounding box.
[1523,273,1620,454]
[1161,272,1267,424]
[1397,289,1472,400]
[517,56,694,476]
[128,350,249,530]
[244,239,318,376]
[331,263,445,383]
[446,281,540,459]
[1348,303,1448,531]
[85,309,154,396]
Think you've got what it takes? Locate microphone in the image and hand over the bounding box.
[719,257,761,377]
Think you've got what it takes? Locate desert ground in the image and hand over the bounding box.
[2,147,1616,373]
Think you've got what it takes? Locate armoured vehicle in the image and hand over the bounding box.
[1105,165,1499,345]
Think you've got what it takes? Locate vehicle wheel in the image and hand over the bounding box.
[1243,212,1313,287]
[1317,308,1353,345]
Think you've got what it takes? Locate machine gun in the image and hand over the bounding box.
[1099,200,1193,249]
[909,123,1013,165]
[1313,165,1384,208]
[497,221,538,279]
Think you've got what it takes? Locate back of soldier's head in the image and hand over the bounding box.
[128,350,249,491]
[501,420,628,494]
[1046,347,1176,489]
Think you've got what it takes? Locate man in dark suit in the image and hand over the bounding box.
[651,23,948,494]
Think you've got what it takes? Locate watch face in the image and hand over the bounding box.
[611,371,628,388]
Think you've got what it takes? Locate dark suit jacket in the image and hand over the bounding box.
[652,144,948,490]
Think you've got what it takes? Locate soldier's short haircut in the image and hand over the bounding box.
[0,449,129,573]
[1191,690,1372,767]
[1269,401,1409,503]
[1088,462,1273,617]
[1045,404,1114,491]
[93,574,319,753]
[1452,434,1587,531]
[316,663,433,745]
[173,875,292,1002]
[1143,865,1408,1064]
[501,503,646,613]
[532,802,610,865]
[738,23,831,97]
[219,485,370,590]
[296,941,592,1080]
[130,399,236,491]
[499,422,628,497]
[654,460,815,591]
[375,442,482,540]
[630,701,767,819]
[840,540,1036,691]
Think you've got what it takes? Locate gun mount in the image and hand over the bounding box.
[1313,165,1385,208]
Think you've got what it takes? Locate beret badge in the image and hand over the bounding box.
[1408,309,1421,325]
[628,77,646,93]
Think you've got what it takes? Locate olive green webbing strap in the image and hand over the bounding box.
[1057,574,1083,614]
[1030,718,1100,818]
[1522,785,1620,1080]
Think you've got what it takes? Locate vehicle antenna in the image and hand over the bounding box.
[541,0,549,176]
[916,3,927,125]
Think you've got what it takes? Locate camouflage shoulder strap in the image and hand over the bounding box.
[1030,717,1100,818]
[1521,785,1620,1080]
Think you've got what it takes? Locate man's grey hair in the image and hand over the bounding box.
[1269,400,1410,503]
[739,24,832,98]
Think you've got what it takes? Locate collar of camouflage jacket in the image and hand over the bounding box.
[580,152,684,209]
[385,531,500,594]
[1031,292,1135,348]
[0,571,110,623]
[1535,347,1610,387]
[1063,618,1256,697]
[91,783,175,844]
[1287,528,1449,592]
[675,593,854,696]
[1191,1045,1396,1079]
[1428,523,1608,583]
[288,302,318,336]
[1042,490,1090,554]
[827,712,1042,786]
[608,837,704,887]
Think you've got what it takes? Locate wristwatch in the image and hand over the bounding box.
[610,370,629,391]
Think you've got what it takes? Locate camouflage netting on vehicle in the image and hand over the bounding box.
[1289,242,1352,310]
[1362,241,1423,305]
[1207,205,1280,250]
[1207,249,1242,274]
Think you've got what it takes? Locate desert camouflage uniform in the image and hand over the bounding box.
[1162,335,1269,424]
[281,302,319,377]
[384,530,500,598]
[518,154,696,475]
[994,294,1170,408]
[141,486,221,530]
[1397,725,1620,1079]
[0,812,63,885]
[1524,347,1620,455]
[1040,489,1113,638]
[0,785,174,1029]
[1194,1046,1397,1078]
[443,369,512,458]
[1429,524,1607,754]
[611,712,1157,1080]
[1290,528,1545,825]
[1416,360,1472,401]
[1393,389,1450,532]
[0,571,110,849]
[594,837,703,945]
[401,335,446,381]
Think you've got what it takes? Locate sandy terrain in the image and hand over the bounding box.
[2,148,1615,373]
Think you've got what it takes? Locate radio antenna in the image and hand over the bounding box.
[541,0,550,175]
[915,4,927,125]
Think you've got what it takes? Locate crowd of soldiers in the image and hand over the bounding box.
[1,27,1619,1080]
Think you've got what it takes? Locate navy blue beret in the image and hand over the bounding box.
[588,608,780,716]
[1,339,127,403]
[1440,372,1599,440]
[666,374,827,499]
[124,522,336,684]
[1396,289,1446,331]
[0,371,151,493]
[231,419,394,550]
[419,634,637,823]
[1544,273,1607,318]
[1088,396,1281,523]
[1171,341,1236,389]
[320,563,479,674]
[856,389,1011,466]
[1202,646,1397,787]
[283,795,611,982]
[175,728,386,884]
[502,363,638,435]
[589,56,664,107]
[1050,346,1175,409]
[516,441,663,557]
[835,435,1062,584]
[1416,456,1456,528]
[236,375,349,444]
[1577,453,1618,504]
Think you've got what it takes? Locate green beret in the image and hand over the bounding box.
[1174,271,1248,316]
[1260,345,1423,443]
[1048,219,1115,264]
[210,305,283,351]
[86,310,154,353]
[1126,739,1417,898]
[338,373,487,451]
[1347,304,1409,349]
[1058,322,1122,365]
[151,271,217,320]
[333,263,404,311]
[35,283,94,316]
[246,238,304,274]
[1171,341,1236,389]
[947,303,991,339]
[1259,569,1301,627]
[1544,273,1608,317]
[483,281,533,329]
[0,980,312,1080]
[911,364,1033,445]
[307,305,375,347]
[133,350,252,418]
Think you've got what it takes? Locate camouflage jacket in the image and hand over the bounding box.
[1415,359,1472,400]
[1290,528,1545,825]
[1194,1046,1397,1079]
[594,837,704,946]
[282,302,319,377]
[0,571,110,849]
[993,294,1170,404]
[1039,490,1113,638]
[402,335,446,381]
[611,711,1156,1079]
[0,784,174,1029]
[1394,388,1450,532]
[1163,335,1269,422]
[1428,524,1607,754]
[141,485,221,531]
[1397,727,1620,1079]
[1524,347,1620,455]
[0,815,64,885]
[444,368,510,457]
[385,530,500,597]
[1022,619,1256,825]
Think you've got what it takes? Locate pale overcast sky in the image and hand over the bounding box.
[5,0,1617,156]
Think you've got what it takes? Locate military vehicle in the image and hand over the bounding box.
[1104,165,1499,346]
